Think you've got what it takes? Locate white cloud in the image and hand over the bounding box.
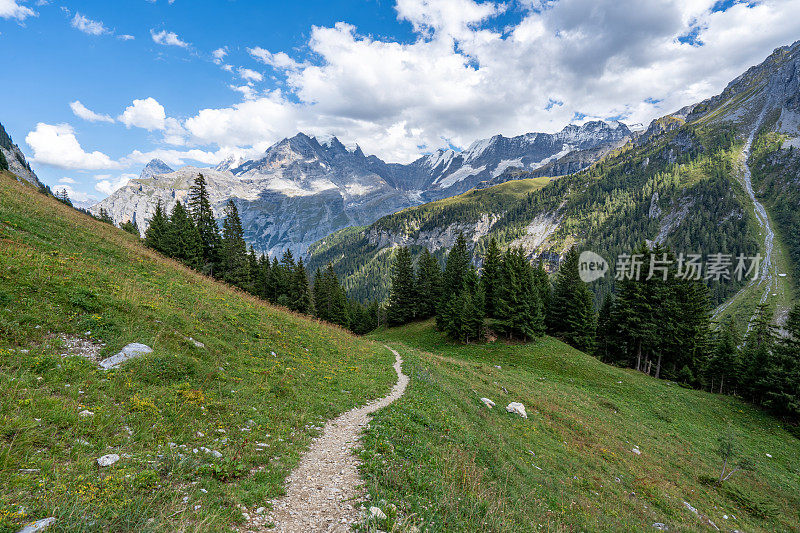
[95,174,135,196]
[118,97,166,131]
[212,47,227,63]
[70,100,115,123]
[25,123,120,170]
[248,47,301,70]
[0,0,35,20]
[177,0,800,163]
[71,13,110,35]
[229,84,258,101]
[150,29,188,48]
[58,176,76,184]
[237,67,263,82]
[118,34,135,41]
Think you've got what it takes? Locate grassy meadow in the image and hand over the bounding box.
[0,171,396,532]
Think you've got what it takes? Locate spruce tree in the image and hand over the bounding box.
[220,199,249,288]
[549,248,596,352]
[387,246,416,325]
[415,249,442,319]
[313,268,329,322]
[438,233,471,330]
[740,303,776,401]
[495,247,544,341]
[481,238,502,318]
[709,317,741,395]
[291,258,313,315]
[188,173,220,272]
[144,200,169,254]
[764,304,800,417]
[165,201,201,267]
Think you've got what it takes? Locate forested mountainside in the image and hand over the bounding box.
[308,42,800,312]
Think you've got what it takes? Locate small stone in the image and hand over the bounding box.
[18,517,56,533]
[256,507,265,514]
[98,343,153,370]
[97,454,120,467]
[652,523,668,530]
[481,397,496,409]
[369,506,386,520]
[506,402,528,419]
[766,453,772,458]
[79,410,94,418]
[632,446,641,455]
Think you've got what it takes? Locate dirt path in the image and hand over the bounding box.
[245,345,408,532]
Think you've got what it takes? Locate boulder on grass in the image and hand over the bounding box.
[98,343,153,370]
[506,402,528,419]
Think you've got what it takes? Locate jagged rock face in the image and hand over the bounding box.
[404,120,632,199]
[0,122,41,187]
[92,123,627,256]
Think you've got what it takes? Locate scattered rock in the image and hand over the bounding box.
[255,507,265,514]
[17,517,56,533]
[480,398,495,409]
[506,402,528,419]
[99,343,153,370]
[78,410,94,418]
[18,469,40,474]
[369,506,386,520]
[632,446,641,455]
[97,454,120,467]
[652,523,668,530]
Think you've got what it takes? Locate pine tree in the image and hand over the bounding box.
[740,303,776,402]
[165,201,201,267]
[481,238,502,318]
[188,173,221,273]
[324,264,349,328]
[763,304,800,417]
[247,246,259,294]
[268,256,282,304]
[415,249,442,319]
[120,219,139,236]
[220,199,249,288]
[495,247,544,341]
[387,247,416,325]
[614,243,657,372]
[144,200,169,254]
[313,268,329,322]
[596,294,616,363]
[709,317,741,395]
[438,233,471,330]
[549,248,596,352]
[291,258,313,314]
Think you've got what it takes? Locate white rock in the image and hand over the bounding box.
[480,398,496,409]
[97,454,120,467]
[98,343,153,370]
[652,523,668,530]
[17,517,56,532]
[506,402,528,419]
[256,507,265,514]
[632,446,641,455]
[766,453,772,458]
[369,506,386,520]
[79,410,94,418]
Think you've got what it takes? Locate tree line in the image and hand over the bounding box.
[138,174,382,335]
[388,236,800,421]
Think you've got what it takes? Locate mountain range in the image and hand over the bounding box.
[308,40,800,321]
[91,120,632,256]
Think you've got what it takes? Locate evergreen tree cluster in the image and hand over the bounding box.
[387,235,552,343]
[141,174,381,335]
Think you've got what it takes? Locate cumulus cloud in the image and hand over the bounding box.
[25,123,120,169]
[95,173,136,196]
[0,0,35,20]
[70,100,115,123]
[175,0,800,163]
[71,13,110,35]
[248,47,301,70]
[150,29,188,48]
[237,67,263,82]
[58,176,76,184]
[118,97,166,131]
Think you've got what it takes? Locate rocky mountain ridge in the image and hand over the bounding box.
[91,121,630,255]
[0,121,41,187]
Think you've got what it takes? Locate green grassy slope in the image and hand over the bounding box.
[361,321,800,532]
[0,171,396,532]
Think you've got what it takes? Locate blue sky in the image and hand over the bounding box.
[2,0,799,205]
